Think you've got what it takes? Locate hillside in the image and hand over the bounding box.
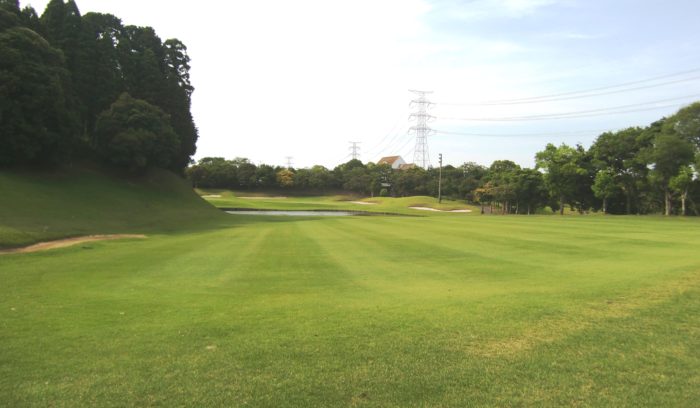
[0,165,225,249]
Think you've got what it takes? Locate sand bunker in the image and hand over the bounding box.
[409,206,472,213]
[0,234,147,255]
[201,195,222,198]
[350,201,378,205]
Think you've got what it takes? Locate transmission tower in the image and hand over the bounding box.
[349,141,361,161]
[285,156,293,169]
[408,89,435,168]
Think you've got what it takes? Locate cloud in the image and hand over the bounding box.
[436,0,570,20]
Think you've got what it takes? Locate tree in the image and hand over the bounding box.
[513,168,546,215]
[112,26,198,172]
[308,165,331,190]
[276,169,294,188]
[486,160,519,214]
[649,133,695,215]
[669,165,694,216]
[0,23,79,165]
[665,102,700,148]
[80,12,125,142]
[40,0,88,135]
[94,93,179,172]
[459,162,487,202]
[535,143,590,215]
[590,127,651,214]
[474,181,495,214]
[592,169,617,214]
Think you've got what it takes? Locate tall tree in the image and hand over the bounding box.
[669,166,694,216]
[592,169,617,214]
[514,168,547,215]
[590,127,651,214]
[80,12,125,142]
[649,133,694,215]
[487,160,520,213]
[535,143,590,215]
[0,22,79,165]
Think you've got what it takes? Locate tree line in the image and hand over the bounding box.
[188,102,700,216]
[0,0,197,172]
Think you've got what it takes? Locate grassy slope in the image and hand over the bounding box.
[0,166,226,248]
[1,204,699,406]
[196,188,479,214]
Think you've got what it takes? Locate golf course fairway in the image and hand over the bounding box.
[1,172,699,406]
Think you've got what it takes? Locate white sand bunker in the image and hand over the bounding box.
[201,195,222,198]
[239,196,287,199]
[409,206,472,213]
[0,234,147,255]
[350,201,377,205]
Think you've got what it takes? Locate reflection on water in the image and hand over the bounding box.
[225,210,357,216]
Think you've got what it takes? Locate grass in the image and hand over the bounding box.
[1,169,699,406]
[0,166,225,248]
[196,188,479,214]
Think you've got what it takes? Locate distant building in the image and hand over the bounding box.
[398,163,417,170]
[378,156,406,169]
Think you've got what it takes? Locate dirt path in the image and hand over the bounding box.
[0,234,147,255]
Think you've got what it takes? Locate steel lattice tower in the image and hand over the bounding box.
[349,141,361,161]
[409,90,435,168]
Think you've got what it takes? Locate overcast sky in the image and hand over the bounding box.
[27,0,700,168]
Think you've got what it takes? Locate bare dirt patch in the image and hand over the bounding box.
[409,206,472,213]
[0,234,147,255]
[201,194,222,198]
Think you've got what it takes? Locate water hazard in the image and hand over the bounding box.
[225,210,358,216]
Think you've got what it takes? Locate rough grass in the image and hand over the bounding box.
[1,171,699,406]
[0,166,225,248]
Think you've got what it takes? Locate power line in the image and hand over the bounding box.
[372,132,412,161]
[435,67,700,106]
[434,129,609,138]
[285,156,293,169]
[436,75,700,106]
[365,114,406,154]
[437,94,700,122]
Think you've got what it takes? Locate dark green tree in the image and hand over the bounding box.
[513,168,547,215]
[94,93,179,172]
[649,133,694,215]
[590,127,651,214]
[0,23,79,165]
[80,12,125,142]
[535,143,590,215]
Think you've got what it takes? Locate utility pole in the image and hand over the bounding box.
[438,153,443,203]
[285,156,293,169]
[409,89,435,169]
[349,141,361,161]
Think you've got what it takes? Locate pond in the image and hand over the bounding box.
[225,210,359,216]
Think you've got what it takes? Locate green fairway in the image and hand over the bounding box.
[2,195,699,406]
[196,188,479,215]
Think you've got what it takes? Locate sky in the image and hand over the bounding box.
[27,0,700,168]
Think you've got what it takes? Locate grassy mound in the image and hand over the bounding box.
[0,165,224,248]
